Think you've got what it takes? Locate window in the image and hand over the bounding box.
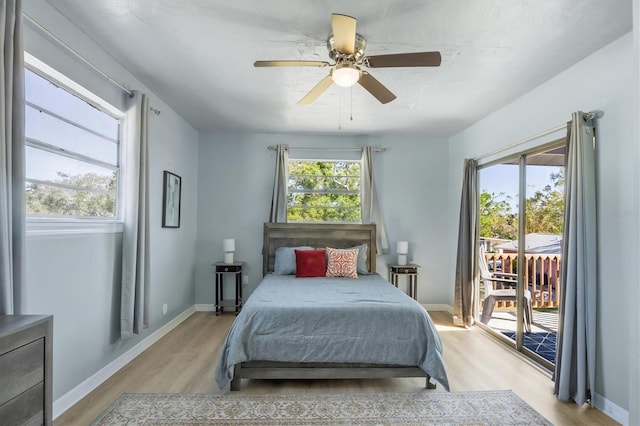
[24,67,122,220]
[287,160,362,223]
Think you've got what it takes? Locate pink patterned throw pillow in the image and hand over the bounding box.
[326,247,359,279]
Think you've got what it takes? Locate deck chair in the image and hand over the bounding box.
[478,246,532,333]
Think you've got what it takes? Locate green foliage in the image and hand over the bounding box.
[479,191,518,240]
[26,172,117,218]
[480,169,564,240]
[525,170,564,234]
[287,160,361,223]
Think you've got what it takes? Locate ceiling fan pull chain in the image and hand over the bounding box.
[338,89,342,130]
[350,86,354,121]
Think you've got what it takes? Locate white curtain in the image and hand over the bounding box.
[0,0,25,315]
[269,144,288,222]
[452,159,477,327]
[554,112,597,405]
[121,91,150,337]
[361,146,388,255]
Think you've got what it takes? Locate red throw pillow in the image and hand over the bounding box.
[295,249,326,277]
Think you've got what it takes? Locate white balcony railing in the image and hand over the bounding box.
[483,252,561,308]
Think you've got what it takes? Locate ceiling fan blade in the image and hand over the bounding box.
[358,72,396,104]
[254,60,330,67]
[331,13,357,54]
[298,75,334,105]
[365,51,442,68]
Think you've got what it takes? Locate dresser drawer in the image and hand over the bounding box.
[0,382,44,426]
[0,339,44,404]
[217,265,241,273]
[391,266,418,274]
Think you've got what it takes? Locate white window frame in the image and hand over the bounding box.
[24,54,124,235]
[286,158,363,224]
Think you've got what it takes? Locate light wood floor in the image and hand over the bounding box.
[55,310,618,425]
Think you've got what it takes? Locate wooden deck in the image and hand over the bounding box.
[485,309,559,333]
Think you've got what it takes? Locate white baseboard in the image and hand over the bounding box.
[594,392,628,425]
[195,303,215,311]
[423,304,454,313]
[53,305,196,420]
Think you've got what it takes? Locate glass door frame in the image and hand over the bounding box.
[475,139,565,370]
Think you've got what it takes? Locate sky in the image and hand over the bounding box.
[479,163,563,210]
[25,68,119,183]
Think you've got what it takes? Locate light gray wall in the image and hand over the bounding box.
[22,1,199,400]
[630,3,640,425]
[195,133,450,305]
[16,2,639,422]
[447,32,637,418]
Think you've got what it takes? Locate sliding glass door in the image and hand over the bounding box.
[477,143,565,369]
[478,161,521,340]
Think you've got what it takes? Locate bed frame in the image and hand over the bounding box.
[261,222,377,276]
[230,222,435,391]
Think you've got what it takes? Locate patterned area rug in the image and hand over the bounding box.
[91,390,552,425]
[503,331,557,363]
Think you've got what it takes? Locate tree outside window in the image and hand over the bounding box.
[287,160,361,223]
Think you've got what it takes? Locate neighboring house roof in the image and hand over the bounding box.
[495,233,562,254]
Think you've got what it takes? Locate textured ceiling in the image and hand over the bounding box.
[47,0,632,137]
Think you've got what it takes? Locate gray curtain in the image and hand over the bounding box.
[0,0,25,315]
[121,91,150,337]
[453,159,477,327]
[361,147,388,255]
[554,112,597,405]
[269,144,288,222]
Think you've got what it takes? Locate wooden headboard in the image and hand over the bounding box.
[263,223,377,276]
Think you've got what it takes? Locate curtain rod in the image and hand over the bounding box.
[474,111,596,162]
[23,13,134,97]
[267,145,386,152]
[474,123,566,161]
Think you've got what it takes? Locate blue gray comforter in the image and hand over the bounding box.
[215,273,449,390]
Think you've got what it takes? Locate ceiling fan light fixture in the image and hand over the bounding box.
[331,64,360,87]
[255,14,441,105]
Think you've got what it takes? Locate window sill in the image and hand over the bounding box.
[26,219,123,237]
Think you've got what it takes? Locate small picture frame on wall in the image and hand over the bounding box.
[162,171,181,228]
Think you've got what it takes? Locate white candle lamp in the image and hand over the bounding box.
[396,241,409,266]
[223,238,236,264]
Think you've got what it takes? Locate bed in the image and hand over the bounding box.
[215,223,449,391]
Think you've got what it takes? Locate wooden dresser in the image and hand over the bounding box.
[0,315,53,426]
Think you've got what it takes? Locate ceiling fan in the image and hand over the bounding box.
[254,13,441,105]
